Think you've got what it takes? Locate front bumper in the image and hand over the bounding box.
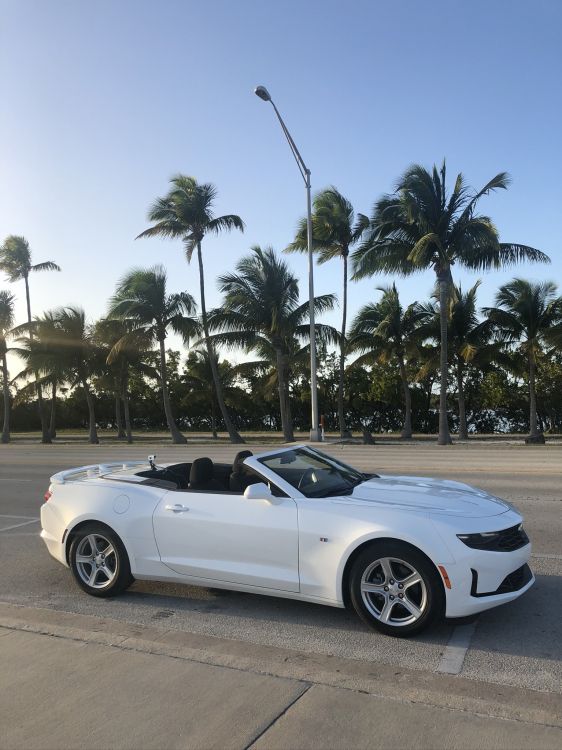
[446,569,534,617]
[441,542,534,617]
[470,562,533,597]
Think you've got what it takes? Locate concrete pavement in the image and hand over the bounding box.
[2,605,562,750]
[1,627,306,750]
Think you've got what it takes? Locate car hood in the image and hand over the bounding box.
[343,474,511,518]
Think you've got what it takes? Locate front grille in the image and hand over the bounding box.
[470,563,533,597]
[496,564,533,594]
[458,524,529,552]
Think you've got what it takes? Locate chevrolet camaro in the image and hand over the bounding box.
[40,445,534,637]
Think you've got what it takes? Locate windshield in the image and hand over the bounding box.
[258,447,368,498]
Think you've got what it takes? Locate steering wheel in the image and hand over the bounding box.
[298,468,318,490]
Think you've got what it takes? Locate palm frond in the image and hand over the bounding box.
[135,176,244,258]
[31,261,61,273]
[207,214,245,234]
[288,294,337,327]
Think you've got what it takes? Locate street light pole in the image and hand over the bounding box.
[254,85,321,442]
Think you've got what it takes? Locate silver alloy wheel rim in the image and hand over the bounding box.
[75,533,117,590]
[360,556,428,627]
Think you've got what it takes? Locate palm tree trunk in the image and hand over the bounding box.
[197,242,244,444]
[276,348,295,442]
[338,253,349,438]
[210,396,218,439]
[82,380,99,444]
[158,337,186,444]
[121,374,133,443]
[38,389,51,442]
[457,361,468,440]
[425,376,434,432]
[115,386,125,439]
[49,379,57,439]
[436,270,452,445]
[397,353,412,439]
[1,352,10,443]
[25,275,51,443]
[527,349,544,443]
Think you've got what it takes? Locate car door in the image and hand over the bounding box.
[152,488,300,592]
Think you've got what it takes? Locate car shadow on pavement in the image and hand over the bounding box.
[118,579,454,647]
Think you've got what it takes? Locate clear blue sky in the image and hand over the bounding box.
[1,0,560,366]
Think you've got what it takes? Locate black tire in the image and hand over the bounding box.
[349,540,444,637]
[69,523,133,598]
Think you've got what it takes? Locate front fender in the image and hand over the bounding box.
[335,527,455,603]
[297,499,454,604]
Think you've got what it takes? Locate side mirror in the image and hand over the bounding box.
[244,482,277,504]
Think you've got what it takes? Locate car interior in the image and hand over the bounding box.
[135,451,266,494]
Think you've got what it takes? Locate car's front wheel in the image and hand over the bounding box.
[349,541,444,637]
[69,523,133,598]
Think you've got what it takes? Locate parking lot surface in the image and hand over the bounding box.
[1,441,561,700]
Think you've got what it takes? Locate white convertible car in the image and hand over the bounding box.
[41,445,534,637]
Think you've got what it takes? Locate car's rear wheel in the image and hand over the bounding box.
[349,541,444,637]
[69,523,133,598]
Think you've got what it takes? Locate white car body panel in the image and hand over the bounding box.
[348,475,511,517]
[152,491,299,591]
[40,447,534,619]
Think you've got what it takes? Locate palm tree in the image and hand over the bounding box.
[11,310,67,440]
[352,162,549,444]
[94,320,130,441]
[94,317,159,443]
[54,307,103,444]
[446,282,497,440]
[348,284,431,438]
[484,279,562,443]
[416,283,497,440]
[182,349,239,439]
[0,235,61,442]
[108,266,198,444]
[137,174,245,443]
[286,187,368,437]
[0,291,15,443]
[208,246,337,442]
[15,308,103,443]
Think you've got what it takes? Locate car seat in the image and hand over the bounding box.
[229,450,255,492]
[189,457,224,492]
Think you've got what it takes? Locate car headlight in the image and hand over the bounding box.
[457,524,529,551]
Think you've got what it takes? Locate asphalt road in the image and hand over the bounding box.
[1,441,561,697]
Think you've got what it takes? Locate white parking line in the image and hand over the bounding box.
[0,519,40,532]
[437,621,477,675]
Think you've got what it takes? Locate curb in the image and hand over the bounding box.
[1,601,561,729]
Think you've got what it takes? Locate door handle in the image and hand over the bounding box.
[165,504,190,513]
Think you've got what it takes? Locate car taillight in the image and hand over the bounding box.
[44,490,52,502]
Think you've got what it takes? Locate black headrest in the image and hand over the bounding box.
[190,457,214,484]
[232,450,253,474]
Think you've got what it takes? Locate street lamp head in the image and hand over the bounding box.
[254,85,271,102]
